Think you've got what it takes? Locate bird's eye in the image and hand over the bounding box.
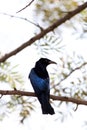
[45,59,49,63]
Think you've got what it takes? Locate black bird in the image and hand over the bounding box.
[29,58,56,115]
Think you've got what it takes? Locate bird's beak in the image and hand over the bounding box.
[49,60,57,65]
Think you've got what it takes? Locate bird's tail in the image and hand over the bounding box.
[38,94,55,115]
[41,102,55,115]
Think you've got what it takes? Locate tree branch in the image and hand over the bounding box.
[56,61,87,86]
[0,90,87,106]
[0,12,43,30]
[0,2,87,62]
[16,0,35,13]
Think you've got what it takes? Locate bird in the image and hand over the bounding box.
[29,58,56,115]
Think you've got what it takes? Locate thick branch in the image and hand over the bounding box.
[0,90,87,106]
[0,2,87,62]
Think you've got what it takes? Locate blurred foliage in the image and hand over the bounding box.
[0,56,35,122]
[53,52,87,121]
[7,95,35,123]
[0,62,23,89]
[50,52,87,98]
[35,0,78,24]
[0,94,35,122]
[34,0,87,24]
[34,32,64,56]
[34,0,87,38]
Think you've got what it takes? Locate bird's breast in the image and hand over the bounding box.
[29,69,50,92]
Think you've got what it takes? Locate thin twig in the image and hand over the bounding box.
[56,62,87,86]
[16,0,35,13]
[0,12,43,30]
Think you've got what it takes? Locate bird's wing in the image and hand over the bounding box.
[29,69,50,93]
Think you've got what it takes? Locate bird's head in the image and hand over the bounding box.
[34,58,56,78]
[36,58,57,67]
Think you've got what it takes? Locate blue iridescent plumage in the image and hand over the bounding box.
[29,58,56,114]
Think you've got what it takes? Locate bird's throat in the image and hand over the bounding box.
[34,66,49,79]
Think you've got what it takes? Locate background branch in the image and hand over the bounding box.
[0,12,43,30]
[0,2,87,62]
[56,61,87,86]
[0,90,87,106]
[16,0,35,13]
